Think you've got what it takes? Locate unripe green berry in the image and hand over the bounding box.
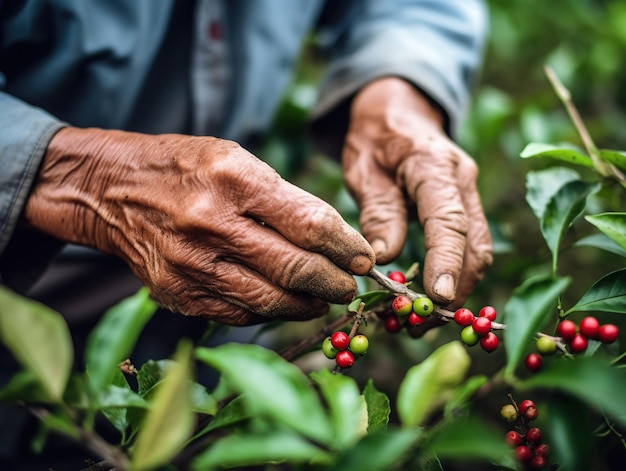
[349,334,369,355]
[321,337,338,359]
[461,325,480,346]
[413,297,434,317]
[500,404,518,422]
[536,336,557,355]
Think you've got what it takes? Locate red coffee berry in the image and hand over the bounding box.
[408,312,425,326]
[534,443,549,457]
[530,455,547,470]
[568,333,588,353]
[384,314,403,333]
[518,399,536,416]
[480,332,499,353]
[598,323,619,344]
[330,331,350,350]
[525,353,543,372]
[515,445,533,463]
[524,405,538,421]
[579,316,600,339]
[392,295,413,316]
[556,319,577,340]
[505,430,523,447]
[387,270,406,284]
[479,305,497,321]
[525,427,542,443]
[472,316,492,336]
[454,308,475,326]
[335,350,355,368]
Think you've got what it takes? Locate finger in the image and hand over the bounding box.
[154,258,331,322]
[452,159,493,307]
[399,143,468,305]
[223,218,361,305]
[242,168,375,275]
[342,142,408,265]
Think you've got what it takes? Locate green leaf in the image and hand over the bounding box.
[443,375,489,418]
[564,268,626,315]
[136,359,171,396]
[503,274,570,378]
[191,429,324,471]
[195,343,331,444]
[545,394,594,471]
[599,148,626,172]
[131,340,195,471]
[310,369,366,449]
[573,233,626,257]
[350,290,393,312]
[0,287,73,401]
[425,417,514,466]
[539,180,601,272]
[190,395,250,440]
[520,142,594,168]
[0,371,53,403]
[329,427,422,471]
[585,212,626,252]
[397,341,471,427]
[363,378,390,433]
[85,287,157,392]
[525,167,580,221]
[519,357,626,428]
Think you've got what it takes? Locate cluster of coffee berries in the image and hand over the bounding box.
[380,270,435,334]
[454,306,500,353]
[525,316,620,372]
[322,331,369,369]
[501,399,550,469]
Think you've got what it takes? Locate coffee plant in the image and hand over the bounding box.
[1,68,625,470]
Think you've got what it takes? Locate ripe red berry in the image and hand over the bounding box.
[534,443,549,457]
[515,445,533,463]
[454,308,475,326]
[408,312,425,326]
[387,270,406,284]
[335,350,355,368]
[524,405,538,421]
[598,323,619,344]
[479,305,497,321]
[568,333,588,353]
[579,316,600,339]
[530,455,547,469]
[518,399,536,416]
[472,316,492,336]
[330,331,350,350]
[526,427,542,443]
[525,353,543,372]
[392,295,413,316]
[384,314,403,333]
[480,332,499,352]
[505,430,523,447]
[556,319,577,340]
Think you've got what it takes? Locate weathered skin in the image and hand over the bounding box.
[343,77,493,308]
[24,128,375,325]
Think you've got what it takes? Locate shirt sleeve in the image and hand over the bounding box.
[0,92,67,290]
[310,0,488,157]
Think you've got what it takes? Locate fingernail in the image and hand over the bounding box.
[433,274,455,302]
[350,253,374,275]
[371,238,387,258]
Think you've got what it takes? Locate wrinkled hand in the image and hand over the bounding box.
[25,128,375,325]
[342,77,492,307]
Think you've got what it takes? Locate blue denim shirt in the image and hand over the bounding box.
[0,0,487,289]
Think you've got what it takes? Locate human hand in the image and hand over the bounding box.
[25,128,375,325]
[342,78,492,308]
